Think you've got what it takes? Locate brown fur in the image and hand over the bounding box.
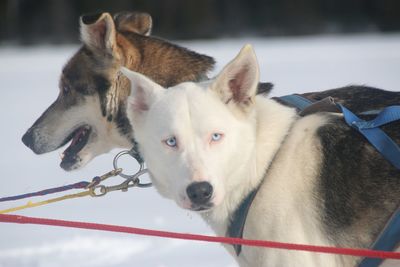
[118,32,215,87]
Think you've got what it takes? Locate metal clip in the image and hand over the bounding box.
[85,168,123,189]
[113,150,152,187]
[89,177,140,197]
[89,169,149,197]
[88,148,152,197]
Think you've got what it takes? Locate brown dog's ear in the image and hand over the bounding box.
[80,12,116,53]
[114,12,152,36]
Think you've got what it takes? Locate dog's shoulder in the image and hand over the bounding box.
[315,113,400,248]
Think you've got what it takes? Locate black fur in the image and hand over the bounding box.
[301,85,400,113]
[115,102,132,137]
[93,74,111,117]
[317,114,400,249]
[257,82,274,95]
[81,13,103,25]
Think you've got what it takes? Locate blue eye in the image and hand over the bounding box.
[211,133,222,142]
[165,137,177,147]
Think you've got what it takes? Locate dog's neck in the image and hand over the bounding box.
[202,98,297,237]
[118,33,214,88]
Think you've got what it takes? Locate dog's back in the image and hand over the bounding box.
[301,85,400,112]
[245,90,400,266]
[317,110,400,246]
[301,87,400,249]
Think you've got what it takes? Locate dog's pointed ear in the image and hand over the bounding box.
[211,44,259,113]
[121,67,163,118]
[80,12,117,53]
[114,12,152,36]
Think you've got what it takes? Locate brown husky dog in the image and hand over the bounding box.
[21,12,216,170]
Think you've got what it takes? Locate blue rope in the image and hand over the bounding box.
[0,176,101,202]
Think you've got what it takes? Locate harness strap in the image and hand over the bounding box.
[227,189,258,255]
[359,207,400,267]
[337,104,400,169]
[279,94,314,111]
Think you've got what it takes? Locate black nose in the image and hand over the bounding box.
[186,182,213,205]
[22,129,35,150]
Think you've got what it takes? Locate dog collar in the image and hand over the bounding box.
[226,189,258,255]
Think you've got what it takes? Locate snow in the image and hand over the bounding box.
[0,34,399,267]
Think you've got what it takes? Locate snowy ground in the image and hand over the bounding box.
[0,34,400,267]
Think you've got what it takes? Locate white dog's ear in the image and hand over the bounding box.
[120,67,163,118]
[211,44,259,113]
[80,13,117,53]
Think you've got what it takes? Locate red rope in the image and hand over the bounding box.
[0,214,399,260]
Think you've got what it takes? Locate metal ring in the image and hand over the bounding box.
[135,169,152,188]
[113,150,152,187]
[113,150,144,179]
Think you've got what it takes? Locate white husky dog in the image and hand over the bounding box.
[121,45,400,266]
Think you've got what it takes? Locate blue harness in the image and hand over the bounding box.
[227,94,400,266]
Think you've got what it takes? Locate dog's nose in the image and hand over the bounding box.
[22,129,35,150]
[186,182,213,205]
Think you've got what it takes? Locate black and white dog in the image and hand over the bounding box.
[122,45,400,266]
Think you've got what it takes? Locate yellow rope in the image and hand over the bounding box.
[0,191,91,214]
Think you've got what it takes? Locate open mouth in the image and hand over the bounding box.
[59,125,92,170]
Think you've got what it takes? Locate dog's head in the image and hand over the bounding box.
[22,11,215,171]
[123,45,259,212]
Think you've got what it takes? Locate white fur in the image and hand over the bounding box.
[239,113,348,266]
[123,45,348,266]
